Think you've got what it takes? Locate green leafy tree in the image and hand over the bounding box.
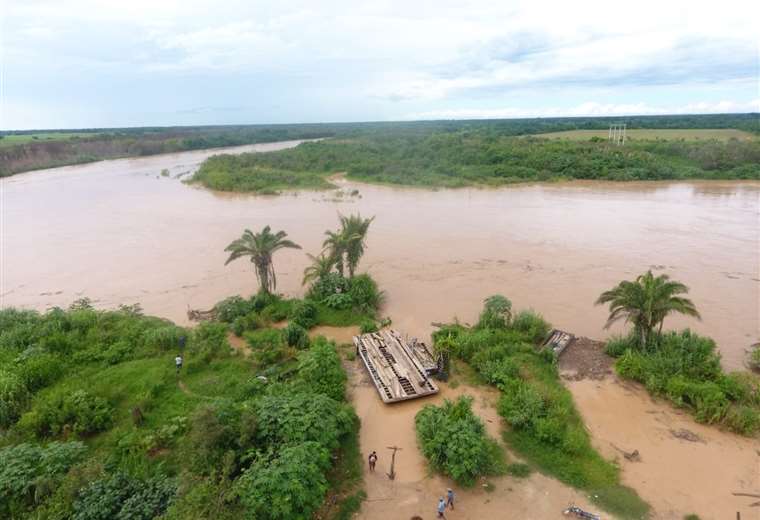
[224,226,301,294]
[596,270,700,348]
[301,252,334,286]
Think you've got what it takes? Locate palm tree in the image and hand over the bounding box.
[595,270,700,348]
[339,213,374,278]
[224,226,301,294]
[323,229,350,277]
[302,252,334,286]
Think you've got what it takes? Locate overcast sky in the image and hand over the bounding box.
[1,0,758,129]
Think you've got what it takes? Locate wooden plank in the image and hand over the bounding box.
[354,330,439,404]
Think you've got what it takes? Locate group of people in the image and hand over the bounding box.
[437,489,455,517]
[367,451,455,518]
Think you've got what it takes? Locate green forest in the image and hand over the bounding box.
[192,131,760,192]
[2,112,757,177]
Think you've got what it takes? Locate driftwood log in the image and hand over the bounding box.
[187,307,216,322]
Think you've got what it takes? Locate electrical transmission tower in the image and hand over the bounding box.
[608,123,627,145]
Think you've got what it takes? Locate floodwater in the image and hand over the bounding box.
[2,141,759,369]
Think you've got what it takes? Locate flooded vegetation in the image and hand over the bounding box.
[2,140,759,519]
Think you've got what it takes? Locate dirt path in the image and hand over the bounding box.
[346,358,604,520]
[560,339,760,519]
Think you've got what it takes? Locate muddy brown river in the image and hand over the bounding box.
[2,141,758,369]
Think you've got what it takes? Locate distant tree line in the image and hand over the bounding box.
[2,112,757,177]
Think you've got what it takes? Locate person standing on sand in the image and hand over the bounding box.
[446,488,455,509]
[175,354,183,375]
[368,451,378,472]
[437,497,446,518]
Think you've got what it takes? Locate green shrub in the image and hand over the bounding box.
[232,311,264,337]
[296,337,347,401]
[214,296,255,323]
[15,351,64,391]
[723,405,760,435]
[415,396,503,486]
[191,321,230,361]
[290,300,318,329]
[245,329,286,366]
[0,441,87,516]
[73,472,176,520]
[307,272,349,301]
[236,442,330,520]
[22,389,113,437]
[255,392,355,451]
[604,334,634,357]
[282,322,310,349]
[323,293,353,310]
[477,295,512,329]
[498,382,545,429]
[0,370,30,427]
[359,319,378,334]
[347,274,383,312]
[511,309,551,343]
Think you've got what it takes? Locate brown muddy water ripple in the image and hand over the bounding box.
[1,141,758,370]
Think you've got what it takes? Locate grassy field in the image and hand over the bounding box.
[0,132,101,147]
[532,128,756,141]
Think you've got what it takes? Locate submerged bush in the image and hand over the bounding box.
[347,274,383,312]
[415,396,503,486]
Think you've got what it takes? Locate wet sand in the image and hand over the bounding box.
[2,147,757,369]
[568,377,760,520]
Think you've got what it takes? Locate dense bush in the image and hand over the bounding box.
[347,274,383,312]
[282,322,310,349]
[415,396,503,486]
[245,329,287,366]
[614,329,760,434]
[289,300,318,329]
[73,472,176,520]
[295,337,347,401]
[511,309,551,343]
[0,370,30,427]
[255,392,355,451]
[477,295,512,329]
[21,389,113,437]
[306,272,349,301]
[236,442,331,519]
[0,441,87,517]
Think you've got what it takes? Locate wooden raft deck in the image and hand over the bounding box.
[354,330,439,404]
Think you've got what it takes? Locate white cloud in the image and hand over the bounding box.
[2,0,758,128]
[403,99,760,120]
